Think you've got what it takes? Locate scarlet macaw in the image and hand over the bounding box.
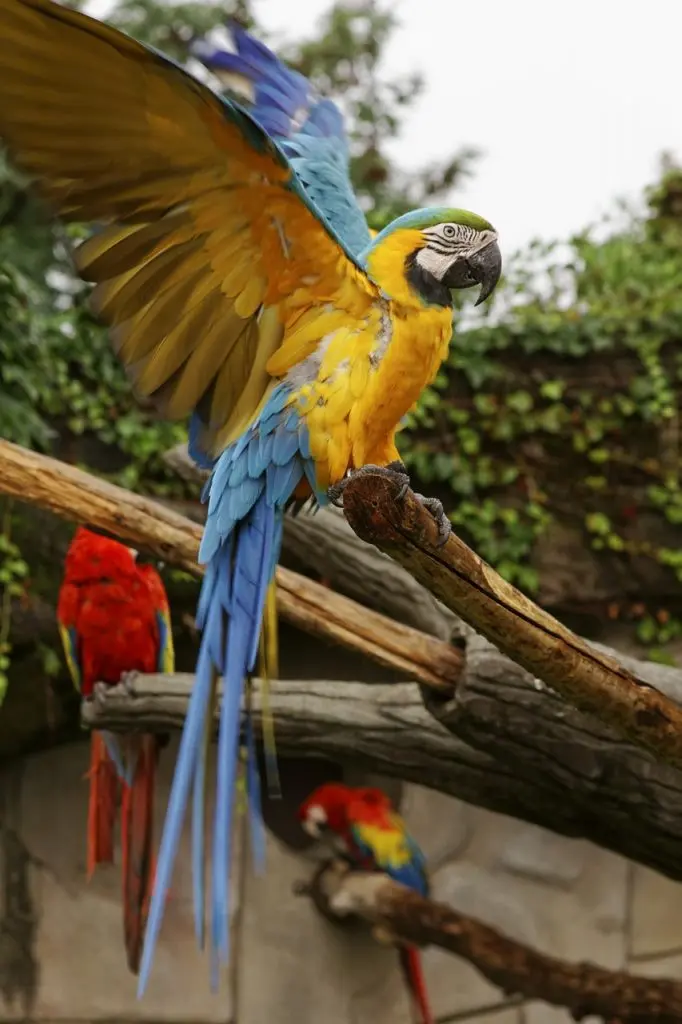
[0,0,501,994]
[299,783,433,1024]
[57,527,174,975]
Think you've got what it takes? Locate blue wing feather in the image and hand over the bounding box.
[191,21,372,256]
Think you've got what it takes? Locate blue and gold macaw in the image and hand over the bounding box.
[0,0,501,995]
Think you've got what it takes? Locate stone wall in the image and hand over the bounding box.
[0,738,680,1023]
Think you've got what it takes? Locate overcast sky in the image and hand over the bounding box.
[254,0,682,257]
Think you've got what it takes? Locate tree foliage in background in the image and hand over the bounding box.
[400,163,682,656]
[3,0,682,660]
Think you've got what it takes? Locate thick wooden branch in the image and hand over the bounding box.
[165,441,462,641]
[84,672,682,881]
[341,472,682,772]
[81,673,543,823]
[268,494,682,881]
[307,860,682,1024]
[0,440,460,694]
[10,440,682,877]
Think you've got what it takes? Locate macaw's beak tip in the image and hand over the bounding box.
[471,239,502,306]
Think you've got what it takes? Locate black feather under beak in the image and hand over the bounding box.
[442,238,502,306]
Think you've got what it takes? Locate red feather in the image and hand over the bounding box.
[85,731,119,878]
[300,784,434,1024]
[57,527,170,975]
[399,948,434,1024]
[121,734,158,973]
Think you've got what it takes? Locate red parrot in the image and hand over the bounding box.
[299,783,433,1024]
[57,526,174,975]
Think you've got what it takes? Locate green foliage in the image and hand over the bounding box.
[399,166,682,649]
[0,501,29,702]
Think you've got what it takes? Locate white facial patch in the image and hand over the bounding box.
[418,222,498,281]
[415,246,455,281]
[302,803,327,838]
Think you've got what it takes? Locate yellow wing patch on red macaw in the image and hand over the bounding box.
[58,621,82,694]
[352,814,415,872]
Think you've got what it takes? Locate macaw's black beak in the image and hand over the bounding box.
[470,239,502,306]
[442,238,502,306]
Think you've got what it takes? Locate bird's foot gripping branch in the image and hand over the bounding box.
[328,461,451,547]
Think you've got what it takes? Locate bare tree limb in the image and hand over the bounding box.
[0,440,460,694]
[164,441,461,642]
[83,672,682,881]
[260,484,682,880]
[340,472,682,772]
[9,440,682,876]
[304,860,682,1024]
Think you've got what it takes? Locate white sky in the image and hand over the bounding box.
[255,0,682,257]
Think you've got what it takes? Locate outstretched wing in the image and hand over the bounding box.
[191,21,372,256]
[0,0,379,458]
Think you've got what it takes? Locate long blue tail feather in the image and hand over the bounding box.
[192,541,233,959]
[137,640,213,995]
[211,494,276,972]
[191,666,218,950]
[245,704,266,873]
[138,386,318,994]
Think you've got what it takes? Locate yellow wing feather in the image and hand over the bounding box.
[156,607,175,675]
[0,0,379,455]
[257,579,280,796]
[58,622,82,694]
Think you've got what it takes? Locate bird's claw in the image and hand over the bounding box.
[413,493,452,547]
[327,461,410,508]
[328,464,450,544]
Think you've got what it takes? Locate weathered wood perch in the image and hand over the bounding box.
[85,671,682,883]
[0,440,460,694]
[8,439,682,880]
[340,471,682,772]
[305,859,682,1024]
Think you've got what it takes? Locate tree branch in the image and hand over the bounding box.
[340,472,682,772]
[82,672,548,825]
[305,860,682,1024]
[164,441,462,641]
[9,440,682,877]
[83,672,682,881]
[0,440,460,694]
[267,491,682,881]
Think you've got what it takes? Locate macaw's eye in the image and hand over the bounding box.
[443,224,457,238]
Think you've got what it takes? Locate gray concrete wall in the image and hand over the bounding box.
[0,738,678,1023]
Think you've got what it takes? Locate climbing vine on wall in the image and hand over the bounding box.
[400,167,682,650]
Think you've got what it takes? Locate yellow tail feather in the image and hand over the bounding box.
[257,579,281,798]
